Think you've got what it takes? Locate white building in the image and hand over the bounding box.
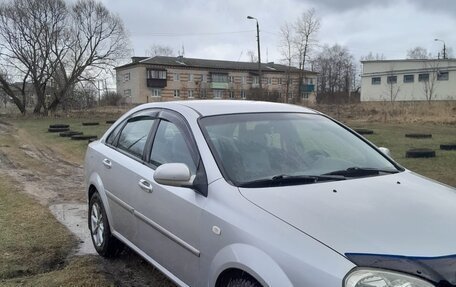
[361,59,456,101]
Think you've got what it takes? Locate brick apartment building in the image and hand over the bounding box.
[115,56,317,104]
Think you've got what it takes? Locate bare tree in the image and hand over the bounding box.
[48,0,129,112]
[422,61,439,103]
[0,0,67,114]
[361,52,385,61]
[246,50,257,63]
[407,46,430,59]
[383,65,401,105]
[279,22,294,103]
[293,8,320,101]
[146,44,174,57]
[0,0,129,114]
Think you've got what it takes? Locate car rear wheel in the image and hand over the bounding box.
[89,192,123,257]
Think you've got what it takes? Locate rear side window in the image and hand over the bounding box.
[117,116,155,158]
[150,120,197,174]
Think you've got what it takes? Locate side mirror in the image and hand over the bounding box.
[378,147,391,157]
[154,163,195,187]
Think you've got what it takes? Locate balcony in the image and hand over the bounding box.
[210,82,229,89]
[302,84,315,92]
[147,78,167,88]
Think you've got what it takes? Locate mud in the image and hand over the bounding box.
[0,120,175,287]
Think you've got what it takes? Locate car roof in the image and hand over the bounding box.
[141,100,319,117]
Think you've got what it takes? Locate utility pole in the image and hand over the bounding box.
[435,38,447,59]
[247,16,262,93]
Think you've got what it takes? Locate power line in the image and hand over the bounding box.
[146,30,255,37]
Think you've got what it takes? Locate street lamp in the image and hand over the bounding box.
[434,38,446,59]
[247,16,262,92]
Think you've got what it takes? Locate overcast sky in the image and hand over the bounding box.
[101,0,456,65]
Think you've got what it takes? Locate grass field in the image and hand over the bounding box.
[0,175,111,286]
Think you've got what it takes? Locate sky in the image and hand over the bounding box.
[102,0,456,65]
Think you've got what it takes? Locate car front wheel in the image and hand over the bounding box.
[88,192,123,257]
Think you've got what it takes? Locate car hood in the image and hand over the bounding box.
[239,171,456,257]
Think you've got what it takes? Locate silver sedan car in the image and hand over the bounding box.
[85,100,456,287]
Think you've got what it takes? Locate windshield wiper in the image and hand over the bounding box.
[323,167,399,178]
[238,174,346,188]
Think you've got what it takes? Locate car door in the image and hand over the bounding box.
[101,111,158,247]
[134,110,206,286]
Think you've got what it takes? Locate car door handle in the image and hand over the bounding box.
[102,159,112,169]
[138,179,153,193]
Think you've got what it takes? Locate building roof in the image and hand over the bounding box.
[116,56,317,74]
[361,58,456,64]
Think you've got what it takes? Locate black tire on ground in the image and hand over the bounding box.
[71,135,97,141]
[354,128,374,135]
[49,124,69,128]
[440,144,456,150]
[106,120,116,124]
[88,192,123,257]
[224,277,261,287]
[406,148,436,158]
[405,133,432,139]
[59,131,83,137]
[48,127,70,133]
[82,122,99,126]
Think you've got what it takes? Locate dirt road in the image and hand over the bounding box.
[0,120,175,286]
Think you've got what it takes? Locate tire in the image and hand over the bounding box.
[59,131,83,137]
[354,128,374,135]
[225,277,261,287]
[405,133,432,139]
[88,192,123,257]
[82,122,99,126]
[440,144,456,150]
[405,148,436,158]
[49,124,69,128]
[71,135,97,140]
[48,127,70,133]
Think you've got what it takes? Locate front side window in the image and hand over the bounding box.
[117,117,155,158]
[150,121,196,174]
[200,113,398,186]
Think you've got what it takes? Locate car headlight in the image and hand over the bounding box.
[344,268,434,287]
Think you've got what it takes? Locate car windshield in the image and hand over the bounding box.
[199,113,400,186]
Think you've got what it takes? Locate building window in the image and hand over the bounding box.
[202,74,207,82]
[212,74,229,83]
[124,89,131,96]
[174,73,180,81]
[147,70,166,79]
[213,90,223,98]
[437,71,449,81]
[288,92,293,99]
[189,74,194,82]
[278,78,283,85]
[267,77,272,85]
[302,92,310,99]
[240,90,246,99]
[387,76,397,84]
[371,77,381,85]
[241,76,246,84]
[152,89,161,97]
[228,76,234,83]
[124,73,130,82]
[252,76,259,84]
[418,73,429,82]
[188,90,194,98]
[173,90,180,98]
[403,75,414,83]
[200,89,207,98]
[229,91,234,99]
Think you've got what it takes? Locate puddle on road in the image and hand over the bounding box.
[49,203,96,255]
